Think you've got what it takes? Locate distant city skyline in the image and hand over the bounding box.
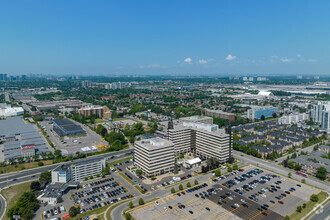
[0,1,330,75]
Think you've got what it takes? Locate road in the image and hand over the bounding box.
[308,200,330,220]
[0,149,134,219]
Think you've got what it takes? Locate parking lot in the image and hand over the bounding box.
[112,160,200,191]
[130,166,319,220]
[40,120,107,155]
[36,171,137,220]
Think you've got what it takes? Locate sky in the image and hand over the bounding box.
[0,0,330,76]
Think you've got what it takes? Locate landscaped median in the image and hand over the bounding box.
[104,198,135,220]
[118,172,146,194]
[289,191,329,220]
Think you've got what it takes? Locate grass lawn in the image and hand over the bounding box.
[0,181,32,220]
[290,191,328,220]
[95,119,107,123]
[67,204,109,219]
[0,160,54,174]
[108,157,131,167]
[113,117,128,121]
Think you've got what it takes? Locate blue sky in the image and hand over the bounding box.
[0,0,329,76]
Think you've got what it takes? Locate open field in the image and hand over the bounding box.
[0,181,32,220]
[0,160,54,174]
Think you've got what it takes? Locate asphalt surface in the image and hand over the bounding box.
[309,200,330,220]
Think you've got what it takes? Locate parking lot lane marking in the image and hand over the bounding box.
[169,196,174,199]
[166,197,170,201]
[161,199,165,203]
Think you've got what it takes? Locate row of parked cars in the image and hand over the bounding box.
[82,177,115,189]
[43,205,65,219]
[78,186,127,206]
[74,180,119,199]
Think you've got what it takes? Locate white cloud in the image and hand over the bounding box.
[184,57,192,64]
[225,54,236,61]
[280,57,292,63]
[198,59,208,64]
[296,54,302,58]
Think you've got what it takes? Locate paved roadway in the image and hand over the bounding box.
[309,201,330,220]
[0,149,134,219]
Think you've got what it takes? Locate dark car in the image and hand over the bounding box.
[189,210,193,214]
[168,206,173,209]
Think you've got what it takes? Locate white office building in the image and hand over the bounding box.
[51,158,106,183]
[168,116,231,163]
[0,104,24,117]
[134,138,174,176]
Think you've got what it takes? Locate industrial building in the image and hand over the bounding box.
[78,105,112,119]
[52,118,86,137]
[203,109,236,121]
[134,138,175,176]
[247,106,277,120]
[0,117,50,161]
[0,103,24,117]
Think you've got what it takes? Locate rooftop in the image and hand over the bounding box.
[136,137,174,150]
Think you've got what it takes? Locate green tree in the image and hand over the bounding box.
[128,201,134,209]
[84,177,88,181]
[69,206,78,217]
[316,166,327,180]
[194,180,198,185]
[215,169,221,177]
[227,166,233,172]
[90,176,94,179]
[54,149,62,157]
[125,212,132,220]
[296,206,302,213]
[171,188,175,193]
[179,184,183,191]
[233,164,238,170]
[301,179,306,184]
[186,182,191,188]
[310,194,319,202]
[138,198,145,205]
[30,181,41,191]
[104,167,110,175]
[136,169,143,176]
[302,203,306,209]
[294,164,302,171]
[38,161,44,166]
[285,216,290,220]
[288,172,292,178]
[39,171,51,183]
[173,158,178,174]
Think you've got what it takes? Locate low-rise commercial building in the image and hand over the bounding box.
[0,103,24,117]
[134,138,174,176]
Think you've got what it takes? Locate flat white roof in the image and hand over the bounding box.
[186,157,201,165]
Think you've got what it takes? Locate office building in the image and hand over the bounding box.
[52,118,86,137]
[52,158,106,183]
[78,105,112,119]
[104,82,130,90]
[203,109,236,121]
[247,106,277,120]
[134,138,174,176]
[168,116,231,163]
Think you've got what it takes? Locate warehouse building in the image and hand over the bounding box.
[52,118,86,137]
[0,117,50,161]
[134,138,175,176]
[0,104,24,117]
